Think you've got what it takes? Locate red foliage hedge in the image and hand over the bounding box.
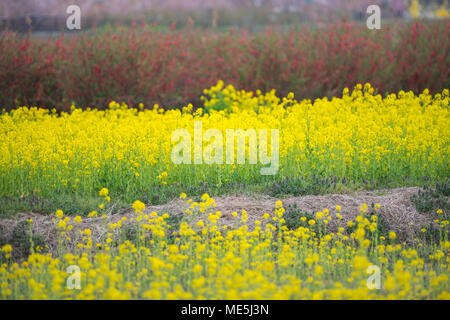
[0,21,448,111]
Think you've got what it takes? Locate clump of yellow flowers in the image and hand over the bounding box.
[0,192,448,300]
[0,83,448,201]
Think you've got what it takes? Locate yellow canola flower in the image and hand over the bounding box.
[99,188,109,197]
[55,210,63,219]
[132,200,146,213]
[88,211,98,218]
[389,231,397,240]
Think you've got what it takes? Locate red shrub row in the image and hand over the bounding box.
[0,21,448,111]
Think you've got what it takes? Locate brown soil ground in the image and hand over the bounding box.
[147,186,432,235]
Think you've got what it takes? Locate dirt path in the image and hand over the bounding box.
[145,187,429,234]
[1,187,436,244]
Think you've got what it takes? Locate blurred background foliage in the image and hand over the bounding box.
[0,0,448,32]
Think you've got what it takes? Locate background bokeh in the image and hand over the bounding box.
[0,0,448,31]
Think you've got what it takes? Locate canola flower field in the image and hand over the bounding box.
[0,83,448,210]
[0,83,449,299]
